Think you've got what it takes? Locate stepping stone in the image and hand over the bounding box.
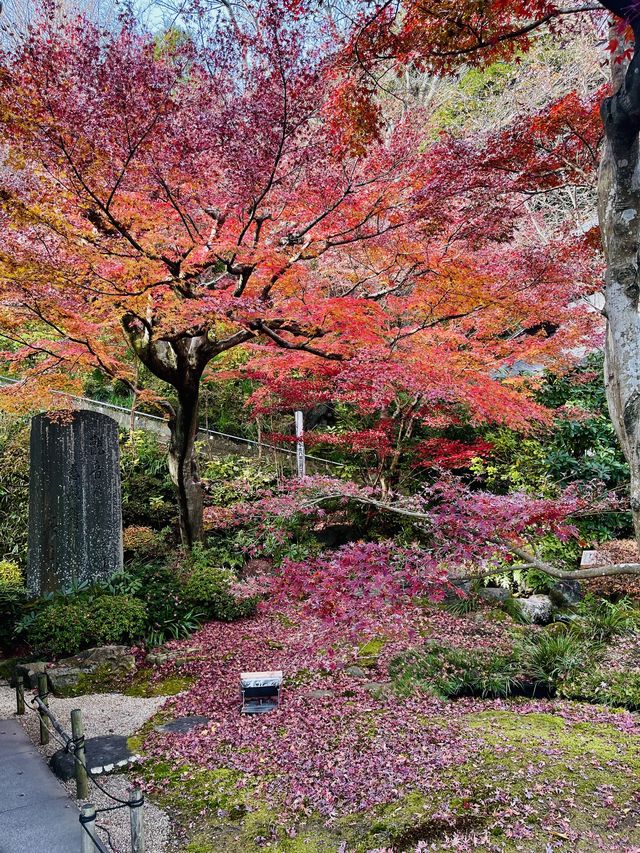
[155,715,209,734]
[50,734,138,781]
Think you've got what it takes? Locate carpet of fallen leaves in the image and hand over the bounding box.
[140,606,640,852]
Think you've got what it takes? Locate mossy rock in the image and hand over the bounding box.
[123,668,195,697]
[356,636,387,668]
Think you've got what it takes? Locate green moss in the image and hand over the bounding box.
[0,657,22,681]
[141,709,640,852]
[123,668,195,697]
[463,709,640,847]
[55,663,134,697]
[357,636,386,668]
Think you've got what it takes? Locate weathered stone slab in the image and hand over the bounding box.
[155,715,210,734]
[50,735,137,780]
[27,410,123,595]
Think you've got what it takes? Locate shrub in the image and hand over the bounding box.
[389,643,520,699]
[0,584,28,650]
[0,559,23,588]
[182,564,258,622]
[22,594,146,657]
[517,630,591,691]
[90,595,147,645]
[0,416,29,565]
[112,561,203,646]
[575,595,639,642]
[120,431,175,529]
[560,669,640,710]
[22,600,93,657]
[123,525,167,559]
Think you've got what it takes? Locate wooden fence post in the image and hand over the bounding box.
[129,786,145,853]
[80,803,97,853]
[15,674,24,716]
[71,708,89,799]
[37,673,49,745]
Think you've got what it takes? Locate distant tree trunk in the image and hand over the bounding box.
[123,317,211,547]
[599,21,640,542]
[169,381,204,547]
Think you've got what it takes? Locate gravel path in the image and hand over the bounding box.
[0,682,174,853]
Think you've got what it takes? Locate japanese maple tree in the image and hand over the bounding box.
[329,0,640,556]
[0,5,435,544]
[0,0,606,547]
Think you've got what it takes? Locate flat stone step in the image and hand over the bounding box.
[0,719,79,853]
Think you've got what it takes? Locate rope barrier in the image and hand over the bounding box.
[21,691,144,853]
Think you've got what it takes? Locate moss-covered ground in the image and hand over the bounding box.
[121,604,640,852]
[135,706,640,852]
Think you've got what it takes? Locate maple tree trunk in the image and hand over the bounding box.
[598,28,640,544]
[168,382,204,547]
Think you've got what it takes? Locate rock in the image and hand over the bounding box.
[47,645,135,695]
[363,681,393,699]
[518,595,554,625]
[146,646,200,667]
[27,410,123,596]
[15,661,47,688]
[58,645,133,668]
[444,578,473,603]
[550,580,582,606]
[345,665,368,679]
[155,715,210,734]
[305,689,334,699]
[50,735,136,781]
[477,587,511,603]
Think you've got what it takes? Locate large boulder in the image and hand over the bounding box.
[518,595,554,625]
[14,660,47,688]
[477,587,511,603]
[47,645,135,695]
[550,579,582,607]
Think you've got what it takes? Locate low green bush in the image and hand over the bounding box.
[181,563,258,622]
[516,630,590,691]
[389,643,520,699]
[560,669,640,710]
[106,562,204,646]
[574,595,639,642]
[90,595,147,645]
[21,594,146,657]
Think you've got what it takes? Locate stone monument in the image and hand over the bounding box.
[27,410,123,595]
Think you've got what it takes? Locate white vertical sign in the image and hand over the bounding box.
[294,410,306,478]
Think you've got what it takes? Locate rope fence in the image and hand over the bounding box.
[15,673,145,853]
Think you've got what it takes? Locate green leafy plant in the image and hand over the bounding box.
[389,643,520,699]
[181,561,258,622]
[18,594,146,657]
[0,416,29,565]
[145,606,204,648]
[560,669,640,710]
[0,559,23,588]
[517,630,591,691]
[120,431,175,529]
[443,593,481,616]
[0,584,28,650]
[574,595,639,642]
